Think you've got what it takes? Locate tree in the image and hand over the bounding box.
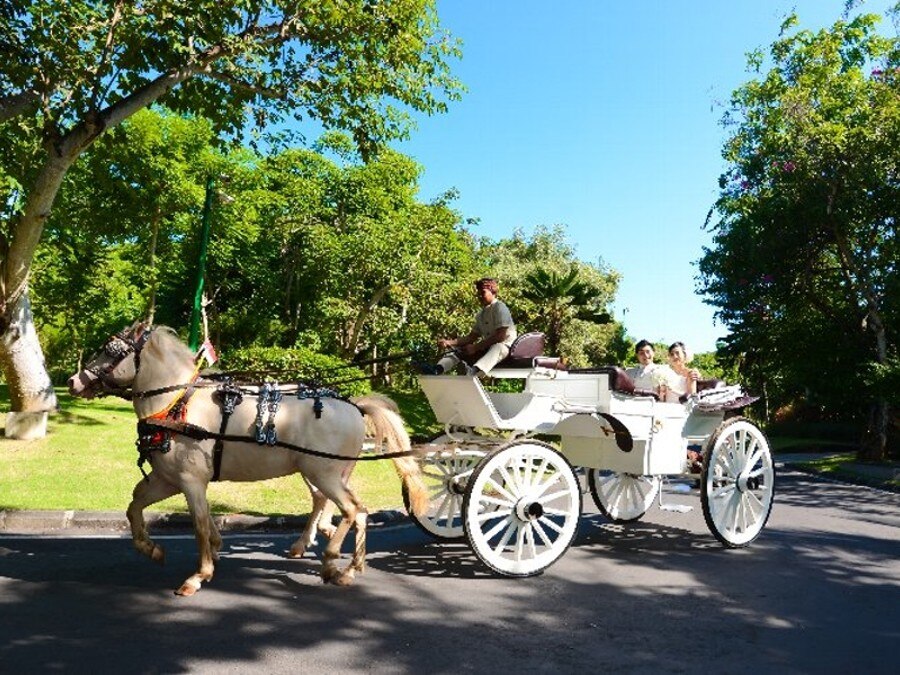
[30,109,220,377]
[521,266,612,358]
[0,0,461,437]
[699,9,900,459]
[484,226,621,366]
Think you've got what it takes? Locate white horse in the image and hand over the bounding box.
[68,323,428,595]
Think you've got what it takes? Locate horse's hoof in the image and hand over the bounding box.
[334,570,355,586]
[289,545,307,559]
[151,545,165,565]
[320,566,341,584]
[175,578,202,596]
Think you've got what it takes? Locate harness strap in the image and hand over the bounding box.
[211,383,244,481]
[139,418,416,461]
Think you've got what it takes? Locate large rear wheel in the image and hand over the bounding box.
[462,440,580,577]
[701,417,775,547]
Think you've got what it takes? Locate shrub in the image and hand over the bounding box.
[220,346,371,398]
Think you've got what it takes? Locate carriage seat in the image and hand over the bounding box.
[494,331,549,369]
[568,366,659,400]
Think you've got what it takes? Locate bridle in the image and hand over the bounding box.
[83,326,153,397]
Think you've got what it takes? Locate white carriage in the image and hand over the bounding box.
[410,361,775,577]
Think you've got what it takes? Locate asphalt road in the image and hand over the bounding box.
[1,467,898,674]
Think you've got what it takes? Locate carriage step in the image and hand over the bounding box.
[659,503,693,513]
[658,482,694,513]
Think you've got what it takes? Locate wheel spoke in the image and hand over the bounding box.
[711,483,736,500]
[538,488,571,504]
[485,475,517,504]
[533,469,561,499]
[484,514,514,542]
[524,523,537,559]
[531,518,553,546]
[523,454,535,488]
[477,507,512,523]
[497,464,522,497]
[744,489,764,518]
[514,523,526,561]
[538,515,565,534]
[493,520,518,554]
[435,491,453,522]
[478,494,515,509]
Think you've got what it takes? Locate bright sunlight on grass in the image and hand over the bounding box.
[0,387,421,515]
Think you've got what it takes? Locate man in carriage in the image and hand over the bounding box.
[420,277,517,378]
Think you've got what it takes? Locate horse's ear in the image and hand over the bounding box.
[129,319,150,338]
[142,328,163,358]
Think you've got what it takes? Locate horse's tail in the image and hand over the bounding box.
[353,394,428,518]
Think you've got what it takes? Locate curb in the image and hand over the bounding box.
[0,508,410,536]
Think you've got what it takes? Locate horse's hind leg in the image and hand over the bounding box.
[208,515,222,561]
[290,481,335,558]
[320,489,368,586]
[127,473,179,564]
[176,481,216,597]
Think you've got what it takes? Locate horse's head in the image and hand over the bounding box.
[68,322,152,399]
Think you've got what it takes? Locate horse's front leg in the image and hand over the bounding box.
[176,480,216,597]
[320,490,367,586]
[127,473,179,564]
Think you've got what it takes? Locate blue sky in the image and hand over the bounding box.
[392,0,897,353]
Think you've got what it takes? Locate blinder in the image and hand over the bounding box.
[84,326,153,396]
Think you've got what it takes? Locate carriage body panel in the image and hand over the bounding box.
[417,374,563,432]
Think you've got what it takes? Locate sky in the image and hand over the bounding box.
[390,0,897,353]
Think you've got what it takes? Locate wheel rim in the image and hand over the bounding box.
[589,470,660,522]
[464,441,580,577]
[408,443,486,539]
[702,419,774,547]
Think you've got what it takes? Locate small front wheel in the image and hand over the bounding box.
[701,417,775,547]
[587,470,660,522]
[463,441,581,577]
[404,435,487,540]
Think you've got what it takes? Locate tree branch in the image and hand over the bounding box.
[201,69,286,100]
[89,0,126,108]
[0,89,41,124]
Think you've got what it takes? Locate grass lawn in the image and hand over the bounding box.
[0,387,436,515]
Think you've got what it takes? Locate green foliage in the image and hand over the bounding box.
[699,8,900,447]
[0,0,463,151]
[220,345,371,398]
[482,226,622,367]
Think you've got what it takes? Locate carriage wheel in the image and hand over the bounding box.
[701,417,775,548]
[587,470,660,522]
[404,435,487,540]
[462,440,580,577]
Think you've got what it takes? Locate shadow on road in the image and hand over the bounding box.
[0,470,897,673]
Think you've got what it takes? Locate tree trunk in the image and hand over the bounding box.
[343,284,390,358]
[858,310,889,462]
[0,290,57,439]
[859,400,889,462]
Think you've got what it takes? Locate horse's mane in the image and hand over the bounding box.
[141,326,196,380]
